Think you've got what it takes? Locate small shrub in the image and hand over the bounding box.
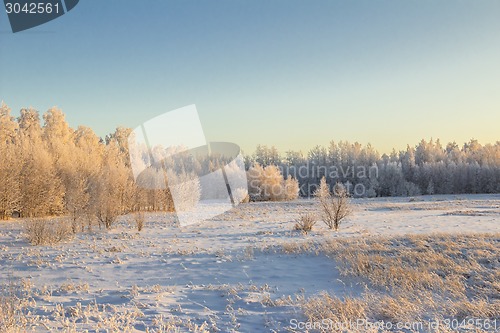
[0,280,34,332]
[24,218,72,245]
[133,211,145,232]
[0,283,18,331]
[314,177,352,231]
[129,285,139,299]
[294,213,317,234]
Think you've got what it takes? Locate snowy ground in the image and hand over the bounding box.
[0,194,499,332]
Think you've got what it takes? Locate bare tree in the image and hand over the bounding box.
[315,177,352,230]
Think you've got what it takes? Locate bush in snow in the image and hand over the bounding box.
[294,213,317,234]
[314,177,352,231]
[24,217,72,245]
[133,211,145,232]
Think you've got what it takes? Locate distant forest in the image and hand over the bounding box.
[1,103,499,221]
[244,139,500,197]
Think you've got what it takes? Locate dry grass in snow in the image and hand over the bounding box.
[297,233,500,332]
[0,194,498,332]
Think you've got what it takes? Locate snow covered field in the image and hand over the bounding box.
[0,194,499,332]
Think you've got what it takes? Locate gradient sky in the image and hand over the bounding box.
[1,0,499,154]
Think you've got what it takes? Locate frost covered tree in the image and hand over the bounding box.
[19,144,64,217]
[89,142,130,229]
[246,163,299,201]
[0,103,20,219]
[0,143,20,219]
[426,180,435,195]
[253,145,281,167]
[314,177,352,230]
[166,169,201,211]
[284,175,300,200]
[42,108,84,228]
[315,176,330,199]
[17,108,64,217]
[247,138,499,198]
[1,104,499,222]
[247,163,265,201]
[261,165,286,201]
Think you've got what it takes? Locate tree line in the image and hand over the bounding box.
[245,138,500,197]
[0,104,297,224]
[1,103,498,223]
[0,103,179,225]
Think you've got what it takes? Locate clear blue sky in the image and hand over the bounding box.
[1,0,499,154]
